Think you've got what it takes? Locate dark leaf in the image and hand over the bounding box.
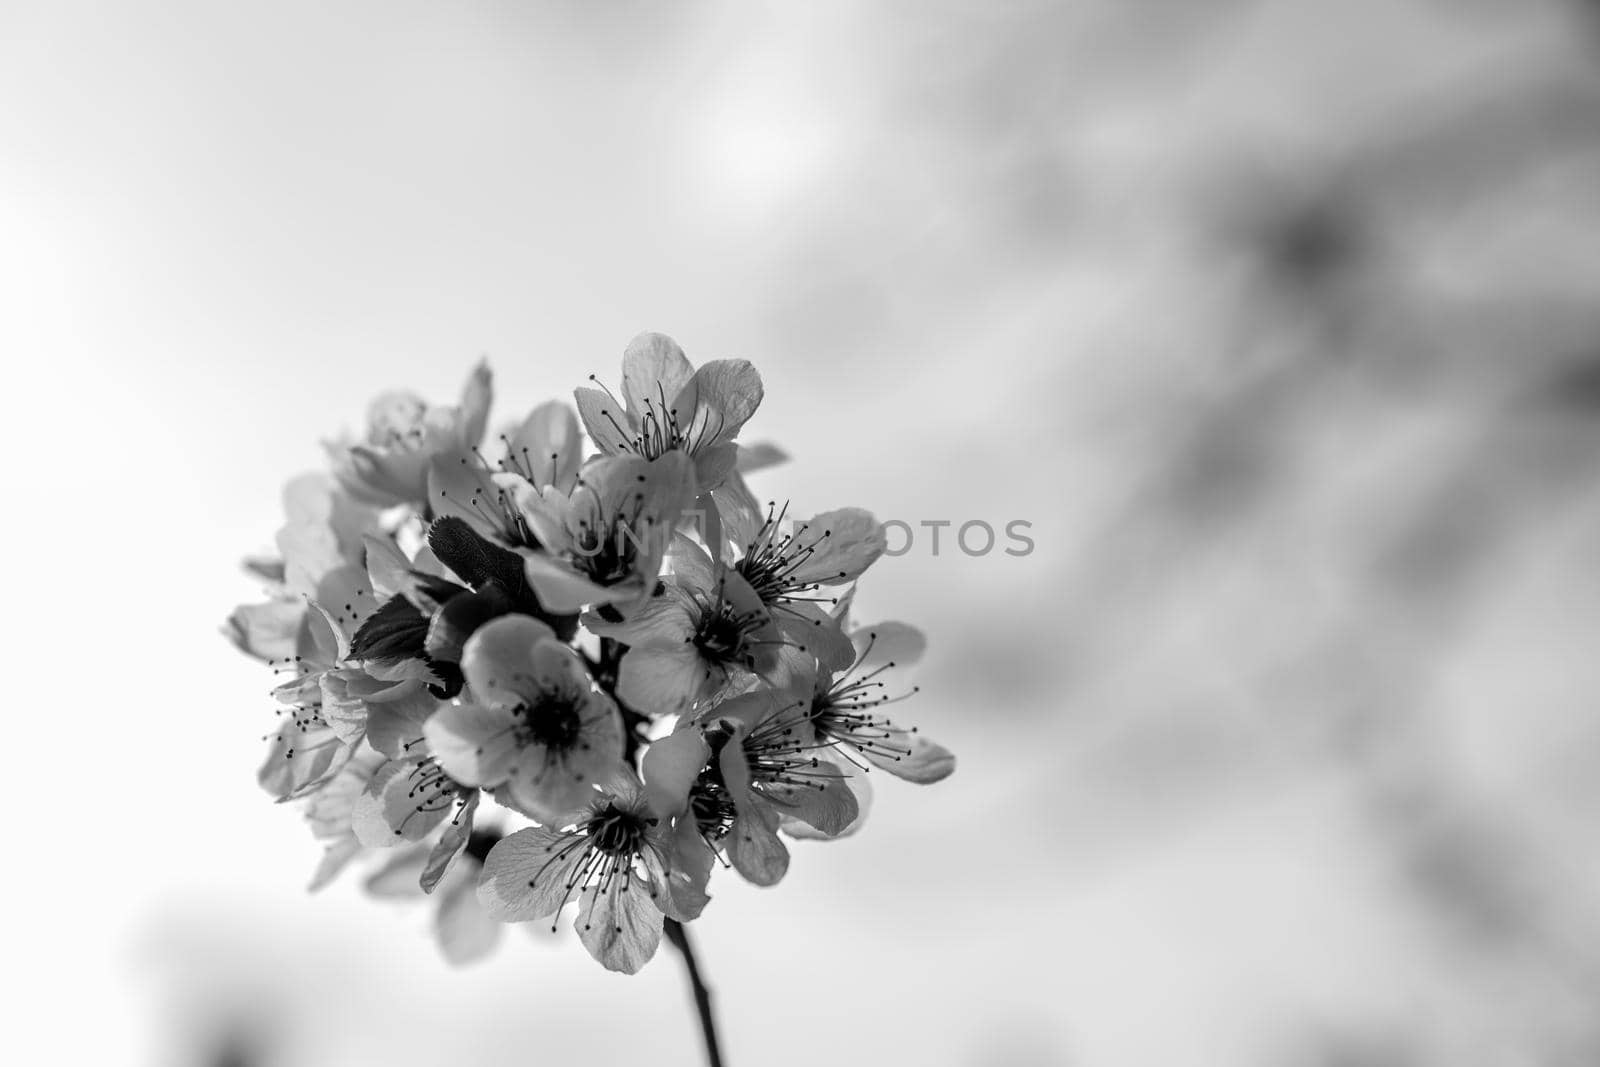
[349,595,430,664]
[425,587,514,666]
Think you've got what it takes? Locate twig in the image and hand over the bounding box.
[663,918,725,1067]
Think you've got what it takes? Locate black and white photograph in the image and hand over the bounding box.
[9,2,1600,1065]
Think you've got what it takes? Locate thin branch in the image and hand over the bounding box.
[664,918,725,1067]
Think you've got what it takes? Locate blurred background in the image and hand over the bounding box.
[6,1,1600,1064]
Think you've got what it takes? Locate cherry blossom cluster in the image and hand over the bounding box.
[226,334,954,972]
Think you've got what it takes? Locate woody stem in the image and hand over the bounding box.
[663,917,725,1067]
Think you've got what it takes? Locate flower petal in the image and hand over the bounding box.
[505,751,596,825]
[782,754,873,839]
[458,359,493,449]
[718,492,767,559]
[277,473,378,595]
[523,552,634,613]
[691,442,739,492]
[621,332,695,421]
[304,747,386,889]
[662,818,714,921]
[574,386,634,456]
[576,876,665,974]
[721,736,789,885]
[760,758,859,837]
[363,845,429,898]
[532,638,593,692]
[851,621,927,668]
[679,359,762,451]
[458,614,560,707]
[435,866,503,965]
[665,534,717,591]
[336,440,434,508]
[506,692,625,823]
[642,728,711,817]
[427,450,513,542]
[505,400,583,491]
[318,667,407,746]
[726,805,789,886]
[514,482,576,553]
[363,533,415,600]
[576,452,698,591]
[421,790,479,892]
[863,727,956,784]
[350,759,409,846]
[717,570,785,678]
[224,599,304,664]
[775,604,855,673]
[617,645,709,719]
[478,826,588,922]
[785,508,885,586]
[585,585,697,646]
[353,758,456,846]
[423,701,520,787]
[735,441,787,473]
[312,563,381,654]
[308,837,363,893]
[830,585,857,629]
[363,683,440,759]
[258,718,351,801]
[704,689,791,731]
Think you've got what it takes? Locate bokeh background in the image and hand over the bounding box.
[7,1,1600,1064]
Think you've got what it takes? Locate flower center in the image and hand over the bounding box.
[809,682,919,764]
[636,396,687,460]
[734,555,786,603]
[518,691,585,750]
[572,520,639,586]
[690,779,738,840]
[584,801,652,856]
[692,599,765,665]
[434,454,541,551]
[735,502,824,603]
[690,728,738,840]
[742,711,828,790]
[587,375,719,459]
